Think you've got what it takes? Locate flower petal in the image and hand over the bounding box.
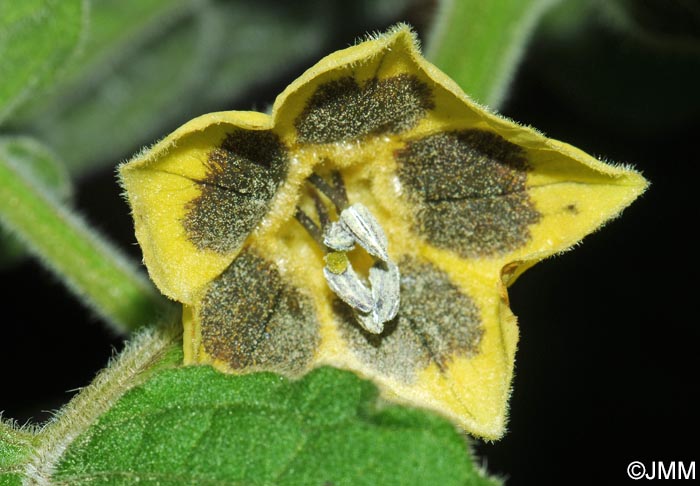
[124,24,647,440]
[186,248,320,376]
[120,111,289,303]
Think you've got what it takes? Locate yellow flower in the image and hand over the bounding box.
[120,25,647,439]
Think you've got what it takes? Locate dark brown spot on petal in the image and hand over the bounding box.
[183,130,287,253]
[295,74,434,144]
[338,256,482,383]
[565,203,579,214]
[200,249,318,376]
[396,130,541,257]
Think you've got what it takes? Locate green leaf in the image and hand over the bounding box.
[56,0,194,85]
[0,421,36,486]
[0,137,174,333]
[54,367,498,486]
[13,1,419,175]
[0,136,73,266]
[6,0,194,123]
[0,0,86,124]
[0,137,71,199]
[426,0,559,108]
[26,8,217,173]
[18,0,335,174]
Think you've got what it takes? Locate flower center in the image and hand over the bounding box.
[295,171,400,334]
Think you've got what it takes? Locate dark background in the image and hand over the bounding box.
[3,1,698,484]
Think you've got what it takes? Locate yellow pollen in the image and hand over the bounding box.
[325,251,349,274]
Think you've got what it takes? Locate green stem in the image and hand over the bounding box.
[426,0,559,108]
[0,154,173,334]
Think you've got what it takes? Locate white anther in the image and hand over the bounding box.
[339,203,390,262]
[352,261,401,334]
[323,221,355,252]
[355,312,384,334]
[368,260,400,325]
[321,203,401,335]
[323,264,373,314]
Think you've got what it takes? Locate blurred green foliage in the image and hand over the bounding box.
[2,0,698,484]
[0,137,72,265]
[9,0,414,174]
[0,0,85,124]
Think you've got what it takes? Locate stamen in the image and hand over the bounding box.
[308,172,347,211]
[324,221,355,251]
[368,260,400,324]
[323,203,400,334]
[323,263,374,314]
[294,208,323,246]
[330,170,349,208]
[311,189,330,228]
[295,172,401,335]
[337,204,389,262]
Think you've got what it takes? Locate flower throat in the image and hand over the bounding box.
[294,170,400,334]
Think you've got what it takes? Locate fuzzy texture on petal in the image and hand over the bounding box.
[121,25,647,439]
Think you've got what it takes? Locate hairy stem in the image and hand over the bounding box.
[22,327,180,485]
[0,149,173,334]
[426,0,559,108]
